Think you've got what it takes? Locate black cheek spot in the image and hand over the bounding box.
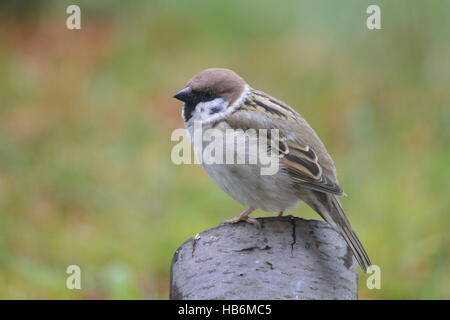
[209,106,222,114]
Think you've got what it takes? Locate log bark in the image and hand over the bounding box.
[170,216,358,300]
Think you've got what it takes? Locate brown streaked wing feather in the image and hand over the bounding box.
[281,140,344,195]
[225,90,344,196]
[244,90,297,120]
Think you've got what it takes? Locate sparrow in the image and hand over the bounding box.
[173,68,371,272]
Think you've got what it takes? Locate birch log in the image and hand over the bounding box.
[170,216,358,300]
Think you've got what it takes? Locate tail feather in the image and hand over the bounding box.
[307,192,371,272]
[330,196,371,271]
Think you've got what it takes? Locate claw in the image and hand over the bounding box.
[220,207,260,228]
[221,216,261,229]
[245,217,261,229]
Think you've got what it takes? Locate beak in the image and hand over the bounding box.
[173,86,192,103]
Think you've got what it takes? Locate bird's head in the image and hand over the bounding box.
[173,68,248,123]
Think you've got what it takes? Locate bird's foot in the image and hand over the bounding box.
[221,216,261,229]
[220,207,260,229]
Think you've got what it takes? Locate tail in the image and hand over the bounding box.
[306,191,371,273]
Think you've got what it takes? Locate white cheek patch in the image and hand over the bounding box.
[185,85,251,125]
[195,98,228,121]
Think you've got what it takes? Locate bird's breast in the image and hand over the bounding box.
[186,123,301,212]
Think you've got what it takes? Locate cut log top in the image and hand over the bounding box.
[170,216,358,300]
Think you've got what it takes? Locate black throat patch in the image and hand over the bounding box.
[183,103,196,122]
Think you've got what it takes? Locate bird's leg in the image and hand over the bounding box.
[278,211,284,216]
[221,207,260,228]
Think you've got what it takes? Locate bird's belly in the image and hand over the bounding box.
[188,120,301,213]
[202,163,301,213]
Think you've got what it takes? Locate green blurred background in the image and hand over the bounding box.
[0,0,449,299]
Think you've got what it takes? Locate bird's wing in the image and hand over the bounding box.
[223,89,345,196]
[279,139,344,195]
